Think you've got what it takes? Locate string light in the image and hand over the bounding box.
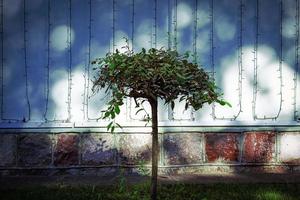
[294,0,299,121]
[0,0,3,120]
[211,0,244,121]
[131,0,135,51]
[253,0,283,120]
[84,0,92,121]
[152,0,157,49]
[112,0,116,53]
[173,0,177,51]
[66,0,73,122]
[23,0,31,121]
[44,0,51,121]
[192,0,198,64]
[210,0,217,120]
[167,0,171,50]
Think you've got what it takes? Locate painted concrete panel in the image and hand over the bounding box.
[280,132,300,164]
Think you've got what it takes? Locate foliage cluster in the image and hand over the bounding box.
[92,43,229,131]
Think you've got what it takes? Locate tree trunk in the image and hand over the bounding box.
[150,98,158,200]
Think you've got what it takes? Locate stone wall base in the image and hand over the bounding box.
[1,131,300,177]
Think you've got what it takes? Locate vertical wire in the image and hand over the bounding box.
[252,0,259,120]
[23,0,31,121]
[212,0,244,120]
[112,0,116,53]
[173,0,177,51]
[131,0,135,52]
[253,0,283,120]
[210,0,216,120]
[153,0,157,49]
[192,0,198,64]
[85,0,92,121]
[167,0,171,50]
[190,0,198,121]
[236,0,244,119]
[168,0,177,120]
[275,0,283,119]
[0,0,3,120]
[67,0,72,122]
[44,0,51,121]
[294,0,299,120]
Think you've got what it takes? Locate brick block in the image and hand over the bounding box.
[280,132,300,164]
[18,134,52,166]
[54,134,79,166]
[163,133,203,165]
[205,133,240,163]
[119,134,152,165]
[242,132,275,163]
[81,134,116,165]
[0,134,16,166]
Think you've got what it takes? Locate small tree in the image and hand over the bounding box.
[92,44,229,200]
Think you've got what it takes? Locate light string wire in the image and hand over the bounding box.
[253,0,283,120]
[131,0,135,51]
[190,0,198,121]
[152,0,157,49]
[211,0,244,121]
[67,0,72,122]
[112,0,116,53]
[252,0,259,120]
[210,0,216,120]
[294,0,299,121]
[23,0,31,121]
[44,0,51,121]
[167,0,177,120]
[0,0,3,120]
[84,0,92,121]
[0,0,26,122]
[192,0,198,64]
[167,0,171,50]
[173,0,177,51]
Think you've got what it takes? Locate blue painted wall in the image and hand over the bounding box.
[0,0,299,125]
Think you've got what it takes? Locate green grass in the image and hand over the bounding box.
[1,182,299,200]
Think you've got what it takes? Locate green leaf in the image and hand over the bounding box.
[107,121,113,131]
[111,111,116,119]
[111,126,115,133]
[114,105,120,114]
[103,111,110,119]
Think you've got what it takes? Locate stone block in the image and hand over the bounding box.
[205,133,240,163]
[0,134,16,166]
[81,134,116,165]
[280,132,300,164]
[163,133,203,165]
[54,134,79,166]
[18,134,52,166]
[242,131,275,163]
[119,134,152,165]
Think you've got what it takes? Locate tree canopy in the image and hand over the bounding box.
[92,45,229,128]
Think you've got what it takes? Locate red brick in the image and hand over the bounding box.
[205,133,239,163]
[242,132,275,163]
[54,134,79,166]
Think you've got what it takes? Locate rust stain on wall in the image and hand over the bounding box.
[242,132,275,163]
[205,133,240,163]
